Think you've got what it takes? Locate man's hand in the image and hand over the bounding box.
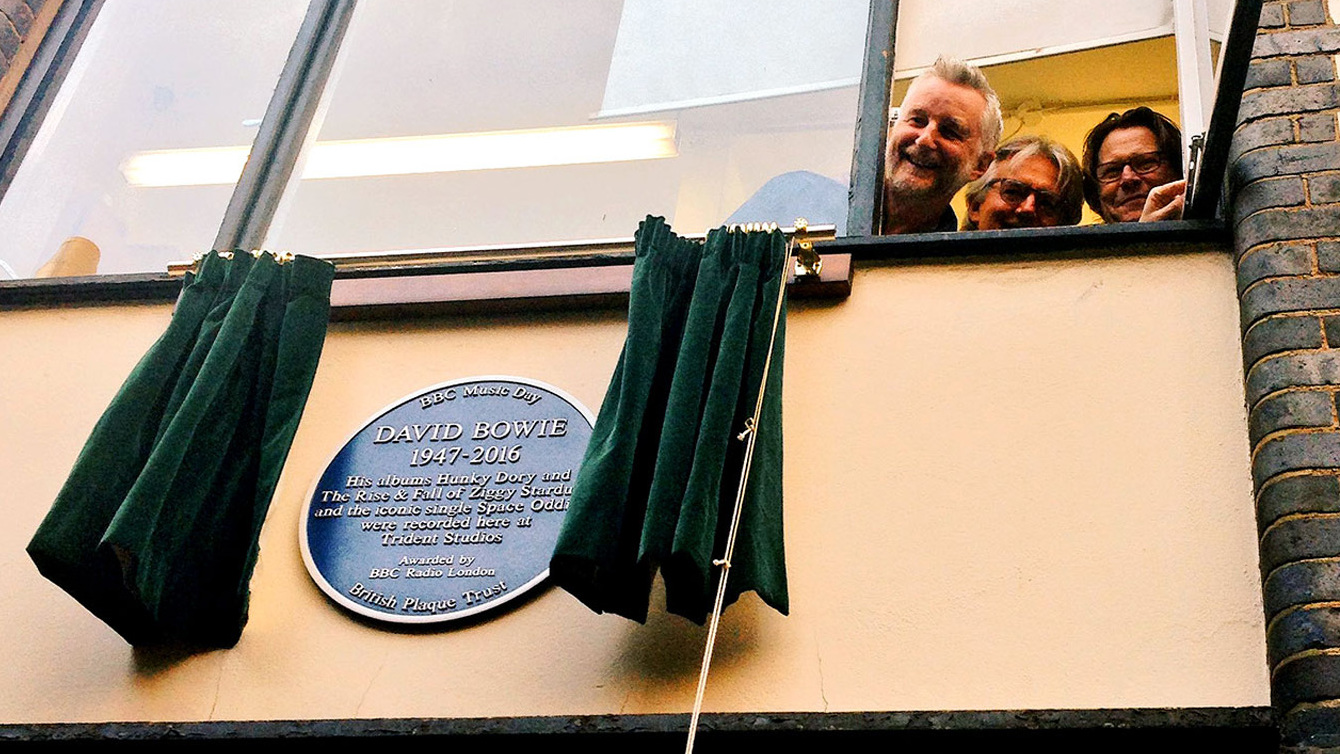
[1139,179,1186,222]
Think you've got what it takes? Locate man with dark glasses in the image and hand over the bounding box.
[961,135,1083,230]
[1081,107,1185,223]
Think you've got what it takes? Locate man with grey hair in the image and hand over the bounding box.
[882,56,1002,234]
[961,134,1084,230]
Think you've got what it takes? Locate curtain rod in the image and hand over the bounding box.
[167,222,836,278]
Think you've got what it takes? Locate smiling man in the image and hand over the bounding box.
[882,57,1002,234]
[961,134,1084,231]
[1081,107,1184,223]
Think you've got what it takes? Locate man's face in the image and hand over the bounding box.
[969,154,1064,230]
[1095,126,1178,223]
[884,76,992,205]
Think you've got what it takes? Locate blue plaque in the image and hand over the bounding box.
[300,376,594,624]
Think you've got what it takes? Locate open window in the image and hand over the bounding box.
[856,0,1261,235]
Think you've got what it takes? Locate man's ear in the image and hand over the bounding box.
[966,197,981,226]
[969,150,995,182]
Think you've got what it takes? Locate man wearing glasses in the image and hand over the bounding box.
[1081,107,1185,223]
[961,135,1084,230]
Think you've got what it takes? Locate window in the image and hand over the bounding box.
[0,0,307,278]
[0,0,1260,285]
[265,0,868,254]
[878,0,1242,230]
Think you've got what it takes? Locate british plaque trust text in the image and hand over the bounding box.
[307,382,586,618]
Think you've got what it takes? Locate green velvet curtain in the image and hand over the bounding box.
[27,251,335,648]
[551,216,789,624]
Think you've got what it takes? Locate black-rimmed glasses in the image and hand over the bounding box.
[989,178,1062,217]
[1093,152,1167,184]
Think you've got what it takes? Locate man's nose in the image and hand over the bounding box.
[1119,164,1142,184]
[914,127,937,148]
[1017,194,1038,216]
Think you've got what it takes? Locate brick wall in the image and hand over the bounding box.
[0,0,53,118]
[1231,1,1340,750]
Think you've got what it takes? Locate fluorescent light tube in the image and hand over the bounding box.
[121,122,678,188]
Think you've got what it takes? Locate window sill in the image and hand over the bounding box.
[826,219,1231,262]
[0,220,1230,316]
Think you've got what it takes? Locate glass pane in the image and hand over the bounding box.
[0,0,308,279]
[265,0,869,254]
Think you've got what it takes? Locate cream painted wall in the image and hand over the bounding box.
[0,249,1268,723]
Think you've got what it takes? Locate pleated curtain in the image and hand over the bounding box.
[26,251,335,648]
[550,216,789,624]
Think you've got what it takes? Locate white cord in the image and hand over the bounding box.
[684,234,790,754]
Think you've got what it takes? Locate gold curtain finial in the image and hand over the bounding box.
[791,217,822,280]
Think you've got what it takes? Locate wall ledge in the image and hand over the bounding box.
[0,707,1276,748]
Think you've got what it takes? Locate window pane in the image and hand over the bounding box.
[893,0,1233,226]
[0,0,308,279]
[265,0,869,254]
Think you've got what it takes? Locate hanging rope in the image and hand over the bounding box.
[684,227,792,754]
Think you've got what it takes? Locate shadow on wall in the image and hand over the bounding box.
[615,579,770,683]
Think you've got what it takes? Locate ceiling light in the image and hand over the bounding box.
[121,122,678,188]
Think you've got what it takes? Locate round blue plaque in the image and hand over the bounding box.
[300,376,594,624]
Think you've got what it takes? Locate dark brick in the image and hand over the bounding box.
[1249,58,1296,89]
[1255,28,1340,57]
[1262,1,1289,27]
[1273,652,1340,714]
[1237,176,1309,223]
[1288,0,1330,26]
[1281,704,1340,748]
[0,11,18,61]
[1324,315,1340,345]
[1238,205,1340,249]
[1298,55,1338,84]
[1255,431,1340,486]
[1299,113,1338,142]
[1239,240,1315,291]
[1321,243,1340,273]
[1269,604,1340,668]
[1263,514,1340,576]
[1231,117,1297,163]
[1310,172,1340,203]
[1253,390,1336,440]
[1250,352,1340,405]
[0,0,35,37]
[1245,315,1325,366]
[1240,83,1340,122]
[1260,474,1340,532]
[1263,2,1287,28]
[1242,277,1340,332]
[1232,142,1340,187]
[1265,558,1340,618]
